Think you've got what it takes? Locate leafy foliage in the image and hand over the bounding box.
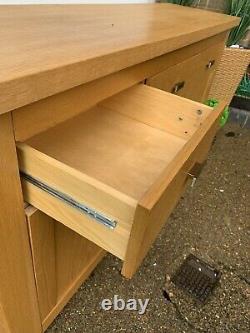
[161,0,249,46]
[236,72,250,98]
[227,0,250,46]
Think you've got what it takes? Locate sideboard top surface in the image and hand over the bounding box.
[0,4,238,114]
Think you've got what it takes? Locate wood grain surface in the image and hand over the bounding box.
[0,113,41,332]
[0,4,238,113]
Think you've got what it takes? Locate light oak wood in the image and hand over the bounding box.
[18,142,136,227]
[122,101,227,277]
[0,305,10,333]
[17,85,221,277]
[147,42,225,102]
[25,207,105,331]
[55,223,104,302]
[140,101,226,210]
[22,180,129,260]
[101,84,212,139]
[12,32,227,141]
[0,4,238,114]
[26,206,57,323]
[24,104,188,199]
[0,5,240,331]
[0,113,42,332]
[43,245,104,331]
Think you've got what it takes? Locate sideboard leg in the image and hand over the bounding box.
[0,113,42,332]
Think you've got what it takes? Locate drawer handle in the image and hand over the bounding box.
[206,60,215,69]
[186,161,206,187]
[172,81,185,94]
[21,172,117,229]
[187,173,197,187]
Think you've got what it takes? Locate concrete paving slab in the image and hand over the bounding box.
[46,122,250,333]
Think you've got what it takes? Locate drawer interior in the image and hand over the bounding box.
[21,85,211,201]
[24,100,182,201]
[17,84,218,276]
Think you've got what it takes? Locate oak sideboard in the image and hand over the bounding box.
[0,4,238,332]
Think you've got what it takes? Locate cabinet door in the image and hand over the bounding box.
[26,206,105,331]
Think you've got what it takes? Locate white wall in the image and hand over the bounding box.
[0,0,155,4]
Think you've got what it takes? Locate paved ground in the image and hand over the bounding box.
[47,121,250,333]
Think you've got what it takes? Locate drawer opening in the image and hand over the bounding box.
[19,85,212,201]
[17,84,223,273]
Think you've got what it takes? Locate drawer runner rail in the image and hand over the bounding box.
[21,173,117,229]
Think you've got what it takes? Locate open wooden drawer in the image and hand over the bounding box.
[17,84,225,278]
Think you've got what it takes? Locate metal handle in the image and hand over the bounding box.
[187,173,197,188]
[186,161,206,187]
[172,81,185,94]
[206,60,215,69]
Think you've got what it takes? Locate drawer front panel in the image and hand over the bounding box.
[122,101,225,278]
[12,34,226,142]
[23,179,130,260]
[147,43,224,102]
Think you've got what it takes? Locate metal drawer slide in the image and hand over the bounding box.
[21,173,117,230]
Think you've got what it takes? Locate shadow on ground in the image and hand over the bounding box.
[47,122,250,333]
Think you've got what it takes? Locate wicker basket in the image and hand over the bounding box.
[208,48,250,104]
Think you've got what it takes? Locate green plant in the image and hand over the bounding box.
[227,0,250,46]
[236,73,250,98]
[162,0,249,46]
[160,0,195,5]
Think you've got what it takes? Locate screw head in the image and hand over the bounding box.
[197,109,203,115]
